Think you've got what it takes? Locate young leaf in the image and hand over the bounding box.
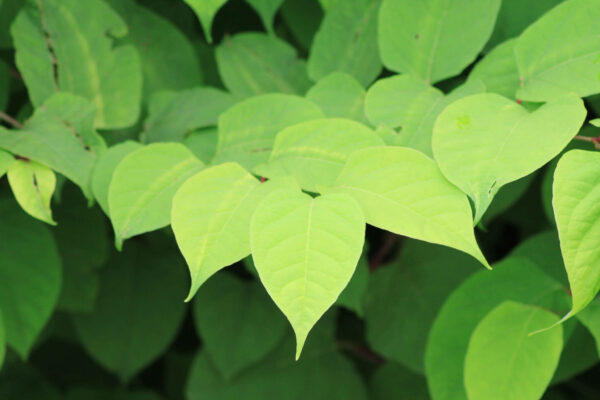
[464,301,563,400]
[183,0,228,43]
[11,0,142,129]
[515,0,600,101]
[250,189,365,359]
[468,39,520,99]
[553,149,600,316]
[0,149,14,177]
[108,143,204,249]
[214,94,324,170]
[171,163,297,299]
[7,159,56,225]
[432,93,586,223]
[0,197,61,358]
[378,0,501,83]
[306,72,367,123]
[332,146,488,267]
[256,118,384,192]
[192,273,287,379]
[307,0,381,86]
[215,33,312,98]
[246,0,284,35]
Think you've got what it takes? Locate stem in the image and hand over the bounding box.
[0,111,24,129]
[573,135,600,150]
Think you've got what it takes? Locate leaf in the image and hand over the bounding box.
[192,273,287,379]
[11,0,142,129]
[143,87,235,143]
[553,149,600,315]
[108,143,204,249]
[183,0,228,43]
[364,239,479,373]
[7,159,56,225]
[215,33,312,98]
[0,0,24,48]
[0,196,61,358]
[336,252,369,316]
[468,39,520,99]
[378,0,501,83]
[515,0,600,101]
[432,93,586,223]
[481,173,535,225]
[306,72,367,123]
[464,301,563,400]
[0,59,9,110]
[425,258,569,400]
[91,141,142,216]
[364,75,485,156]
[370,362,429,400]
[332,146,488,267]
[246,0,284,35]
[577,299,600,358]
[256,118,384,192]
[551,320,598,384]
[280,0,323,50]
[590,118,600,128]
[0,311,5,369]
[214,93,324,170]
[73,244,188,382]
[307,0,381,86]
[183,127,218,164]
[172,162,297,299]
[0,149,14,178]
[250,189,365,358]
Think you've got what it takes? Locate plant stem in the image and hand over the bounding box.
[0,111,24,129]
[573,135,600,150]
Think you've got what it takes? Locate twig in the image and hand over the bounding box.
[337,341,386,365]
[573,135,600,150]
[0,111,23,129]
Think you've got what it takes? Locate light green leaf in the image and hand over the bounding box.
[7,159,56,225]
[183,0,228,43]
[468,39,520,99]
[172,162,297,299]
[11,0,142,129]
[192,273,287,379]
[432,93,586,223]
[553,149,600,315]
[590,118,600,128]
[464,301,563,400]
[306,72,367,123]
[144,87,235,143]
[214,94,324,170]
[425,258,569,400]
[73,244,187,382]
[246,0,284,35]
[0,196,61,358]
[515,0,600,102]
[364,239,479,373]
[183,127,218,164]
[308,0,381,86]
[250,189,365,359]
[333,146,488,267]
[256,118,384,192]
[0,149,14,178]
[215,33,312,98]
[108,143,204,249]
[378,0,500,83]
[91,141,142,216]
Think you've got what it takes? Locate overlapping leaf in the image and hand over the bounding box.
[306,72,367,123]
[7,159,56,225]
[468,39,520,99]
[184,0,228,43]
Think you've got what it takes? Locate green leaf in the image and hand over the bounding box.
[108,143,204,249]
[280,0,323,50]
[91,141,142,216]
[370,362,429,400]
[172,162,297,299]
[481,173,535,225]
[468,39,520,98]
[73,244,187,382]
[364,239,479,372]
[0,149,14,178]
[552,320,598,384]
[143,87,235,143]
[590,118,600,128]
[306,72,367,123]
[553,149,600,315]
[432,93,586,223]
[336,252,369,316]
[215,33,312,98]
[0,311,5,369]
[250,189,365,359]
[214,94,324,170]
[11,0,142,129]
[183,0,228,43]
[0,0,24,48]
[365,75,485,156]
[515,0,600,101]
[246,0,284,35]
[192,273,287,379]
[256,118,384,192]
[307,0,381,86]
[7,159,56,225]
[464,301,563,400]
[183,127,219,164]
[0,59,9,110]
[577,299,600,358]
[425,258,569,400]
[0,196,61,358]
[378,0,500,83]
[332,146,488,267]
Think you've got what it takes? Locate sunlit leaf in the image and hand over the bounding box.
[7,159,56,225]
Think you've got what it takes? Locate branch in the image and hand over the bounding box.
[0,111,24,129]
